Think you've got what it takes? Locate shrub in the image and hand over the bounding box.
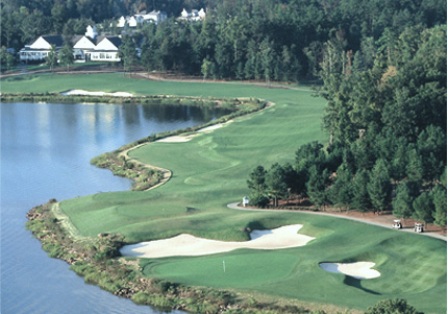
[249,194,270,207]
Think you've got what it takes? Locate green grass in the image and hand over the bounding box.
[4,73,446,313]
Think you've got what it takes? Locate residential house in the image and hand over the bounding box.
[117,16,127,28]
[179,8,206,21]
[118,10,167,28]
[85,25,98,39]
[90,36,122,62]
[140,10,167,24]
[19,35,64,62]
[72,35,96,60]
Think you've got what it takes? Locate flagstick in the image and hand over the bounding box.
[223,260,226,273]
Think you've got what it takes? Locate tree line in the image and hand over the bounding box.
[247,23,447,228]
[2,0,446,82]
[109,0,448,82]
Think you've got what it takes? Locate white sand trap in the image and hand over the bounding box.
[197,120,233,133]
[319,262,381,279]
[157,134,197,143]
[62,89,134,97]
[157,121,233,143]
[120,224,314,259]
[198,124,223,132]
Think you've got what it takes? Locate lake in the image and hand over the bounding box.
[1,101,229,314]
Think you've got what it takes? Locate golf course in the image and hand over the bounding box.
[2,73,446,313]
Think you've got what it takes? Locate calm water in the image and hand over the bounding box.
[1,102,228,314]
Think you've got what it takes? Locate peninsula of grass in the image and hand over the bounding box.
[9,73,445,313]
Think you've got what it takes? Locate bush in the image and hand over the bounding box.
[365,298,423,314]
[249,194,270,207]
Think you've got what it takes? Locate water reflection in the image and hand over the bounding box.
[1,101,230,314]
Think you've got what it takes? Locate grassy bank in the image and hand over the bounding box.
[8,73,446,313]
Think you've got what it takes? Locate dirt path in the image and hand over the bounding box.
[227,203,447,241]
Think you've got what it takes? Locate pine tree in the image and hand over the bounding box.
[351,169,371,212]
[412,192,435,225]
[307,167,331,210]
[368,159,392,213]
[431,185,447,227]
[266,163,288,207]
[392,181,418,222]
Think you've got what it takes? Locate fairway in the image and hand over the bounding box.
[4,74,446,313]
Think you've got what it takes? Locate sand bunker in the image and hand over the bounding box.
[197,124,224,133]
[120,224,314,259]
[62,89,134,97]
[319,262,381,279]
[156,134,197,143]
[157,121,233,143]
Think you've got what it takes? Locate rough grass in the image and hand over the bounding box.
[8,74,446,313]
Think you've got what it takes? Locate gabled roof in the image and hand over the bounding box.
[41,35,64,47]
[94,36,122,51]
[105,36,122,48]
[73,35,97,49]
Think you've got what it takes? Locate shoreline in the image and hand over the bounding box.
[22,87,446,314]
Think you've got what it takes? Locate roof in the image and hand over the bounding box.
[94,36,122,51]
[41,35,64,47]
[105,36,122,48]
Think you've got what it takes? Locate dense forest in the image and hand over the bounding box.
[247,21,447,227]
[1,0,446,226]
[1,0,446,81]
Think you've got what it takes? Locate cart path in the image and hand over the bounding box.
[227,203,447,241]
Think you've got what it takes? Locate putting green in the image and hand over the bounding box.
[5,74,445,313]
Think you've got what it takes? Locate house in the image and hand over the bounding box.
[117,16,127,28]
[85,25,98,39]
[90,36,122,62]
[179,8,206,21]
[118,10,167,28]
[72,35,96,60]
[141,10,167,24]
[19,35,64,62]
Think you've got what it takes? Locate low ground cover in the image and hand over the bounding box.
[7,73,446,313]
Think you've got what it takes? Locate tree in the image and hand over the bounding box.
[416,125,446,181]
[0,47,15,72]
[412,191,434,226]
[351,169,371,212]
[247,165,267,194]
[406,148,424,182]
[59,44,74,71]
[367,159,392,213]
[259,38,274,84]
[201,58,213,81]
[392,181,418,222]
[140,40,154,73]
[431,185,446,227]
[266,163,288,207]
[283,163,306,201]
[329,164,353,211]
[247,165,269,207]
[46,45,58,71]
[307,167,331,210]
[365,298,423,314]
[120,36,138,75]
